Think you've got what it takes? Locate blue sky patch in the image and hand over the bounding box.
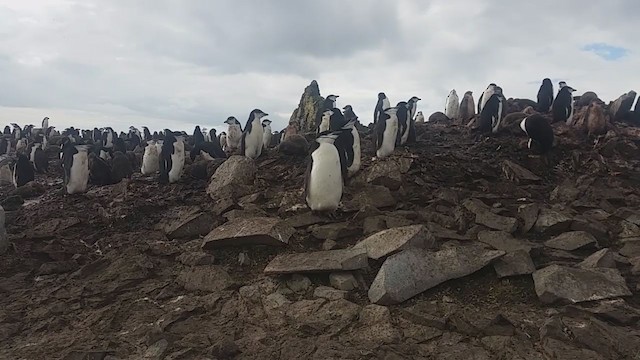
[583,43,629,60]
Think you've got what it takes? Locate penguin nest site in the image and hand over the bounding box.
[2,81,640,359]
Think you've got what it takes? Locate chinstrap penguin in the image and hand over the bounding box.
[12,153,34,188]
[62,142,90,194]
[241,109,268,159]
[375,107,399,158]
[224,117,242,153]
[520,114,554,153]
[552,85,576,124]
[536,78,554,113]
[374,92,391,125]
[445,90,460,120]
[262,119,273,150]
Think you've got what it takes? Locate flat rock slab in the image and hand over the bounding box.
[285,212,327,228]
[579,248,617,269]
[311,222,360,240]
[368,246,505,305]
[533,209,572,234]
[493,250,536,278]
[544,231,597,251]
[501,160,542,183]
[477,231,534,253]
[365,157,413,190]
[264,249,368,275]
[202,217,294,249]
[517,203,539,234]
[463,199,517,233]
[159,206,214,239]
[354,225,434,260]
[533,265,631,304]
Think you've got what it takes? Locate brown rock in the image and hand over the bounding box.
[501,160,541,184]
[477,231,534,253]
[517,203,539,234]
[365,157,413,191]
[176,266,234,292]
[202,217,294,249]
[533,209,572,234]
[464,199,518,233]
[159,206,215,239]
[544,231,597,251]
[206,155,256,200]
[493,250,536,278]
[310,222,360,240]
[354,225,434,260]
[264,249,368,274]
[578,249,616,269]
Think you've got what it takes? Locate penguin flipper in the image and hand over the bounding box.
[240,133,247,155]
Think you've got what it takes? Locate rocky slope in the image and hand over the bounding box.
[2,118,640,359]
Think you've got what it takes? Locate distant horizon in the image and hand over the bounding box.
[1,1,637,133]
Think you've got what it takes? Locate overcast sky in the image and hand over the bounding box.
[0,0,638,134]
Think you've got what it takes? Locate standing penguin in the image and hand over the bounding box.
[262,119,273,150]
[536,78,554,113]
[406,96,421,143]
[558,81,567,90]
[15,138,26,154]
[375,107,399,158]
[478,92,504,134]
[0,136,10,155]
[241,109,268,159]
[103,128,116,148]
[339,120,360,178]
[12,153,34,188]
[88,152,114,186]
[219,131,227,151]
[552,85,577,124]
[61,143,90,194]
[305,128,351,212]
[3,126,10,135]
[159,130,185,184]
[317,95,339,134]
[478,83,497,113]
[33,144,48,173]
[374,92,391,125]
[415,111,425,123]
[193,125,205,145]
[396,102,410,145]
[111,151,133,183]
[520,114,554,153]
[224,117,242,153]
[343,105,358,122]
[445,90,460,120]
[459,91,475,123]
[42,117,49,130]
[141,140,160,175]
[11,124,21,140]
[142,126,152,141]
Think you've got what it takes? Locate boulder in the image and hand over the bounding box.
[289,80,325,133]
[428,112,450,123]
[463,199,518,233]
[202,217,294,249]
[532,209,572,234]
[576,91,600,107]
[344,185,396,210]
[365,157,413,190]
[493,250,536,278]
[9,181,45,199]
[368,246,505,305]
[517,203,539,234]
[618,240,640,258]
[330,272,359,291]
[501,160,541,184]
[578,249,617,269]
[544,231,597,251]
[533,265,631,304]
[354,225,434,260]
[278,134,309,156]
[477,231,534,253]
[158,206,215,239]
[176,266,234,292]
[206,155,256,200]
[264,249,368,274]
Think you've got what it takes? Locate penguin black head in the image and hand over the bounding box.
[378,92,386,99]
[261,119,272,127]
[343,105,352,111]
[225,116,240,125]
[494,87,504,95]
[250,109,269,119]
[559,81,567,88]
[409,96,422,102]
[220,131,226,136]
[489,83,497,87]
[543,78,552,85]
[326,95,339,102]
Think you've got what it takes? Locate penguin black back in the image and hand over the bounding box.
[62,141,78,186]
[114,137,127,154]
[193,126,205,145]
[536,78,554,113]
[143,127,152,141]
[395,102,408,145]
[552,86,574,123]
[190,141,227,161]
[111,151,133,183]
[88,152,114,186]
[3,126,10,135]
[521,114,554,154]
[328,108,347,131]
[478,94,503,134]
[33,146,48,174]
[13,153,34,187]
[159,130,176,184]
[374,92,386,125]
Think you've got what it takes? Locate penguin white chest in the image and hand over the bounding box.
[220,134,227,150]
[227,125,242,150]
[445,94,460,120]
[141,143,160,175]
[262,125,272,149]
[382,98,390,109]
[244,120,263,159]
[16,139,26,153]
[29,146,38,162]
[306,143,343,211]
[168,140,185,183]
[67,151,90,194]
[319,113,331,133]
[377,117,398,158]
[347,127,361,177]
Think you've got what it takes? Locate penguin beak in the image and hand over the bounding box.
[263,112,269,117]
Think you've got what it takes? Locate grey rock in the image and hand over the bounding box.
[563,316,640,359]
[571,217,608,241]
[368,246,505,305]
[206,155,256,200]
[278,134,309,156]
[330,272,359,291]
[1,195,23,211]
[264,249,368,274]
[286,299,360,333]
[477,231,534,253]
[159,206,214,239]
[613,207,640,226]
[0,205,7,255]
[493,250,536,278]
[619,240,640,258]
[365,157,413,190]
[9,181,45,199]
[286,274,312,293]
[344,185,397,211]
[542,338,605,360]
[517,203,539,234]
[501,160,542,184]
[202,217,294,249]
[322,239,338,251]
[288,80,324,133]
[37,261,79,275]
[176,266,234,292]
[310,222,360,240]
[619,220,640,238]
[578,249,616,269]
[550,184,581,203]
[544,231,597,251]
[285,212,326,228]
[223,208,267,221]
[533,209,572,234]
[533,265,631,304]
[144,339,169,360]
[354,225,434,260]
[464,199,518,233]
[573,299,640,325]
[314,286,347,300]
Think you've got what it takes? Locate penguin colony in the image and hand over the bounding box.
[1,79,638,214]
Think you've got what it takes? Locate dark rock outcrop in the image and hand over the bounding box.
[289,80,325,133]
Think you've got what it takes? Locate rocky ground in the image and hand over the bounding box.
[2,119,640,360]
